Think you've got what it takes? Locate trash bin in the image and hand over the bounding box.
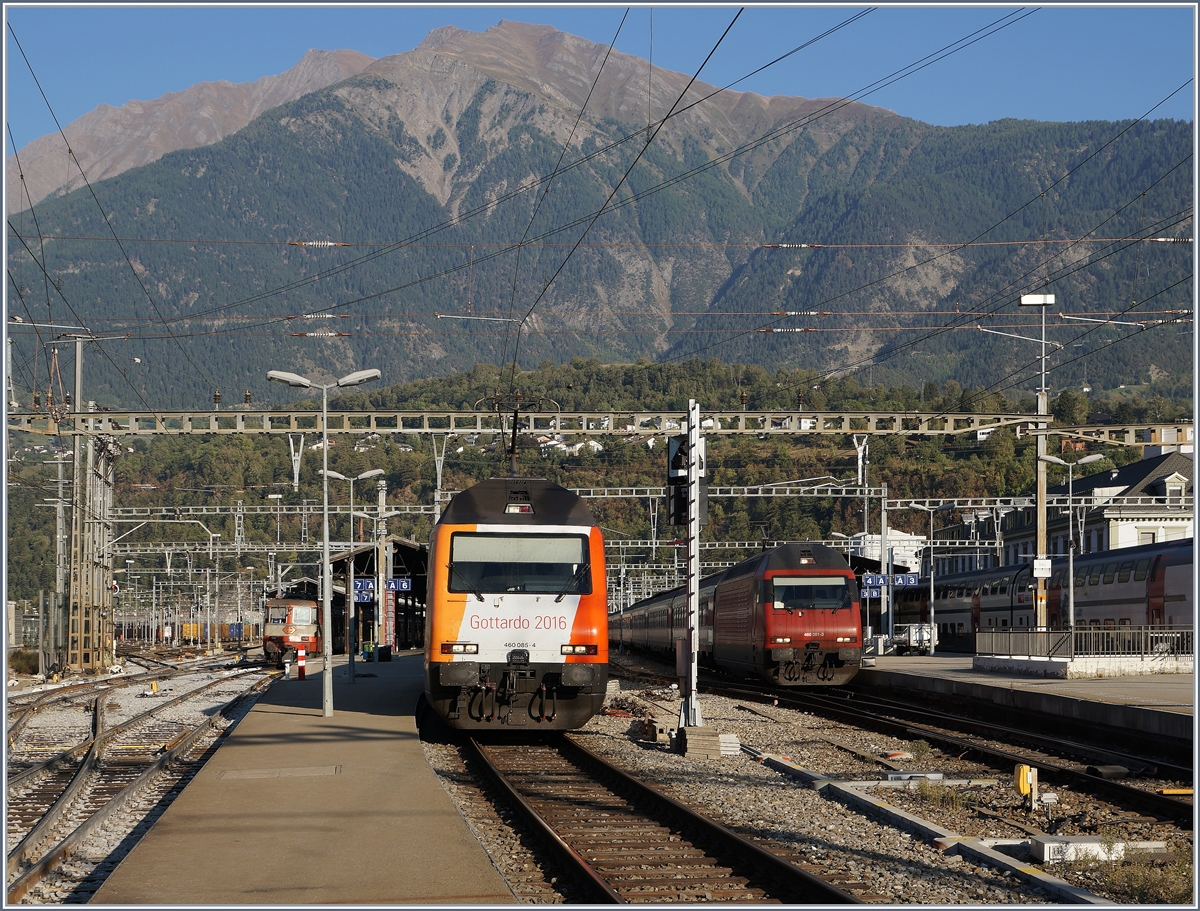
[377,645,392,662]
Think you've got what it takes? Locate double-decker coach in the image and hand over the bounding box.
[892,538,1193,649]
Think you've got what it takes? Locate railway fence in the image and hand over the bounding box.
[975,625,1193,659]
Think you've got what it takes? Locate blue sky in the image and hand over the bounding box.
[4,4,1195,155]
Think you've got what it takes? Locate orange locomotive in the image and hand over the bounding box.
[263,598,323,667]
[424,477,608,730]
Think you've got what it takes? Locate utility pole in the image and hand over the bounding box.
[375,477,387,661]
[673,399,705,729]
[1020,293,1054,626]
[854,435,869,535]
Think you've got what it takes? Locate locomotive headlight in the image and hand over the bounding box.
[441,643,479,654]
[561,644,598,655]
[770,637,792,644]
[835,636,858,643]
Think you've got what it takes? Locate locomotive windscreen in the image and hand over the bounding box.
[770,577,852,612]
[267,604,316,625]
[449,533,591,595]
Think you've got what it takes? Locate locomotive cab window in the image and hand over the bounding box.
[768,576,852,612]
[448,533,591,596]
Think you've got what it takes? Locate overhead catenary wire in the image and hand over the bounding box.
[7,22,219,399]
[659,79,1193,372]
[6,223,164,421]
[87,7,881,331]
[504,7,746,392]
[498,7,632,382]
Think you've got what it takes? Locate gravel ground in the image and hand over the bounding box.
[580,686,1049,904]
[422,671,1193,904]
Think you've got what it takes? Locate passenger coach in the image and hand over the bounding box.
[423,478,608,730]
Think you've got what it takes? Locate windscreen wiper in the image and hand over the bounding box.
[449,563,484,602]
[554,565,590,603]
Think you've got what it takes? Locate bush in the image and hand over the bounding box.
[915,779,968,811]
[1102,848,1193,904]
[8,649,40,675]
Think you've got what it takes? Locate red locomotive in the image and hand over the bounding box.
[263,598,323,667]
[617,542,863,685]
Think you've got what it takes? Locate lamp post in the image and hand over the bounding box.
[320,467,384,683]
[1039,453,1103,630]
[267,367,381,717]
[908,504,953,656]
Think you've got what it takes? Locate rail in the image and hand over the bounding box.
[975,626,1193,659]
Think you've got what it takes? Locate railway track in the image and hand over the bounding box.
[703,679,1193,826]
[5,670,273,904]
[466,734,862,903]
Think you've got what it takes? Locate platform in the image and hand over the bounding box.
[856,656,1194,745]
[91,652,516,905]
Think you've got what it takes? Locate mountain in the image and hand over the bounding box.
[6,48,374,214]
[5,22,1191,410]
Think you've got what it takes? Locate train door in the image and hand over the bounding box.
[1147,557,1165,626]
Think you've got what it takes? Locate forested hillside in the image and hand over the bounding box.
[8,358,1188,601]
[6,25,1191,414]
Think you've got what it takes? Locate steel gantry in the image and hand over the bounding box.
[9,407,1192,446]
[11,408,1038,437]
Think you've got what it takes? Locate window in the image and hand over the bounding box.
[1102,563,1117,585]
[1134,558,1150,582]
[1119,618,1131,626]
[449,533,590,595]
[1088,565,1102,586]
[1117,561,1133,583]
[1001,618,1009,627]
[292,606,316,625]
[770,576,852,611]
[1074,568,1086,588]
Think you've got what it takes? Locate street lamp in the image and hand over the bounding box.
[320,467,384,683]
[268,367,381,717]
[1039,453,1103,630]
[908,503,954,656]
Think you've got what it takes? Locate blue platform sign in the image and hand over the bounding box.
[354,592,373,603]
[386,578,412,591]
[861,586,882,599]
[893,573,919,587]
[863,573,887,587]
[353,579,375,590]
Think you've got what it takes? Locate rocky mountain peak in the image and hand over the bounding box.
[7,48,375,214]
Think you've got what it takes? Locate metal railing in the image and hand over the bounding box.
[976,626,1193,659]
